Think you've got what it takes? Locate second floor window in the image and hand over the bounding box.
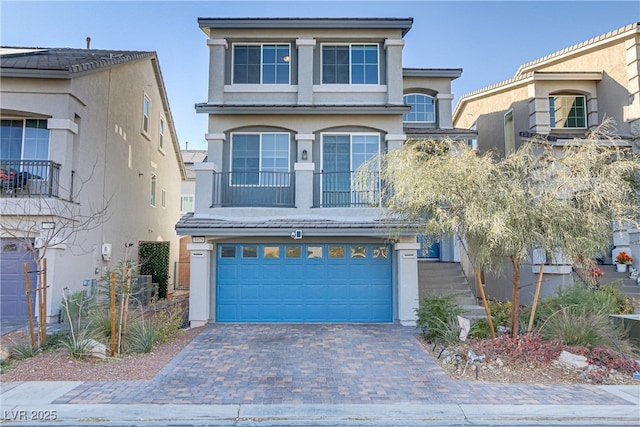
[549,95,586,128]
[233,44,290,84]
[181,195,194,212]
[231,133,290,185]
[158,118,165,151]
[0,119,49,160]
[142,95,151,135]
[403,94,436,123]
[322,44,379,84]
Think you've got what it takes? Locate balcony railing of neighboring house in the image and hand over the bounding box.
[212,171,295,207]
[0,160,61,198]
[313,171,383,208]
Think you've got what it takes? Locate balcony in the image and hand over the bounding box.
[212,171,295,207]
[0,160,60,198]
[313,171,383,208]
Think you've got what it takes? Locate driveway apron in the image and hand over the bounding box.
[52,324,630,405]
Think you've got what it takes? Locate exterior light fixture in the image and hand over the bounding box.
[192,236,205,243]
[41,222,55,229]
[301,149,308,161]
[282,55,290,63]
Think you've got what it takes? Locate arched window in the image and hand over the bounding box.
[403,94,436,123]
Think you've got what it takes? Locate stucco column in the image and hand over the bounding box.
[187,242,213,327]
[386,134,407,152]
[394,242,420,326]
[47,118,77,200]
[194,162,217,212]
[207,38,227,105]
[294,133,315,210]
[39,242,66,323]
[384,39,405,105]
[436,94,454,129]
[296,38,316,105]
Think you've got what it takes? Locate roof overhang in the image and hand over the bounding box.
[175,214,420,237]
[198,17,414,37]
[403,68,462,80]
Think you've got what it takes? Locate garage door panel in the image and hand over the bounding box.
[216,243,392,322]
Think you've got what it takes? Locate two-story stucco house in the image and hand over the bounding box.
[0,47,186,323]
[176,17,474,326]
[453,23,640,303]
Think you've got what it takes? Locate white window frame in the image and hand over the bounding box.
[142,94,151,138]
[231,43,291,85]
[158,116,165,153]
[320,43,380,85]
[229,132,291,187]
[0,118,50,160]
[402,93,436,123]
[150,173,157,207]
[180,195,194,212]
[161,189,166,208]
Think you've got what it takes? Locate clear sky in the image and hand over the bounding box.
[1,1,639,150]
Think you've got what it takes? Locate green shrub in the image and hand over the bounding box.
[596,284,634,315]
[126,322,157,354]
[152,304,185,344]
[10,340,40,360]
[416,293,462,342]
[59,332,95,359]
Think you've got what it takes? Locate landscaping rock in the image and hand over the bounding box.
[558,350,589,370]
[0,345,10,361]
[80,338,107,359]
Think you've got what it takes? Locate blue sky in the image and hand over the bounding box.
[2,1,639,150]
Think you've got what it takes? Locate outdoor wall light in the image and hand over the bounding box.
[282,55,290,63]
[301,149,308,161]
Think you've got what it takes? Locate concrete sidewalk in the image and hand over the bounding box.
[0,382,638,426]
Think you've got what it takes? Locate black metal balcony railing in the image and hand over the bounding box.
[0,160,60,198]
[313,171,383,208]
[212,171,295,207]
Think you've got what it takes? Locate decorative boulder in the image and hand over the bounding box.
[558,350,589,370]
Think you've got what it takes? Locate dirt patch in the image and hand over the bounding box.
[418,335,640,385]
[0,326,203,382]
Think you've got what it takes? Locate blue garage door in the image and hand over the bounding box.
[217,243,392,322]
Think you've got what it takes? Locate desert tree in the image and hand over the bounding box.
[360,120,639,335]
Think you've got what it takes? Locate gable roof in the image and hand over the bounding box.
[452,22,639,122]
[0,47,156,78]
[0,46,186,180]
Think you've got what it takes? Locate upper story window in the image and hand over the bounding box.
[403,94,436,123]
[231,132,290,185]
[0,119,49,160]
[549,95,586,129]
[233,44,291,84]
[180,195,194,212]
[142,94,151,135]
[158,117,165,151]
[150,173,157,207]
[322,44,379,84]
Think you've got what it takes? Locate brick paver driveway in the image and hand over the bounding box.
[53,324,630,405]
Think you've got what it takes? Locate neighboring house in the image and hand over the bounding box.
[0,47,186,323]
[176,148,208,289]
[453,23,640,303]
[176,17,474,326]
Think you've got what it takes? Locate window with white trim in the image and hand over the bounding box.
[549,95,586,128]
[161,189,166,208]
[0,119,49,160]
[403,94,436,123]
[180,195,194,212]
[321,44,379,84]
[142,95,151,135]
[233,44,291,84]
[230,133,290,185]
[158,117,165,151]
[150,173,157,207]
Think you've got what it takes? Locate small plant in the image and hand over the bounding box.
[416,293,462,342]
[9,340,40,360]
[476,332,563,365]
[126,321,157,354]
[59,332,95,359]
[615,251,633,264]
[151,304,186,343]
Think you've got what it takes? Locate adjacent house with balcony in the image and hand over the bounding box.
[452,23,640,303]
[176,17,474,326]
[0,47,186,322]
